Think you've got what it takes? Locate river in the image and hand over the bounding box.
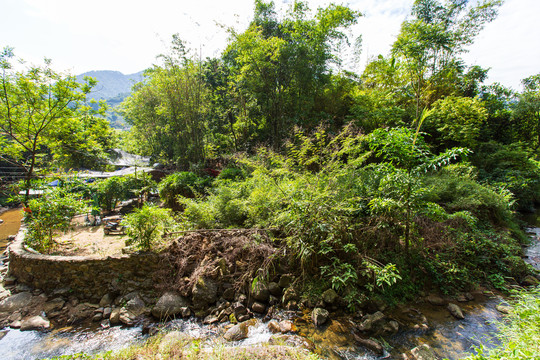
[0,208,538,359]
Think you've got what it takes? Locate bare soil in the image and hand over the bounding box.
[53,215,127,257]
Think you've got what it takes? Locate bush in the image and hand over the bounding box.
[25,189,87,253]
[123,204,174,251]
[91,174,155,213]
[158,172,212,210]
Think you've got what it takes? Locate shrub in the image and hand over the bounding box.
[25,189,87,253]
[123,204,174,251]
[158,172,212,210]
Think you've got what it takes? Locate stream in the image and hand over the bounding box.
[0,208,539,360]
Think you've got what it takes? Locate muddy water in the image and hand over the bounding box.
[0,208,22,252]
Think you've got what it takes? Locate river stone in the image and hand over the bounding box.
[126,296,145,316]
[223,322,249,341]
[152,292,189,319]
[103,307,112,319]
[282,287,299,304]
[68,304,94,324]
[99,294,113,307]
[496,304,511,314]
[192,277,218,307]
[268,282,281,297]
[0,292,32,312]
[278,274,294,288]
[233,302,248,318]
[410,344,438,360]
[181,307,191,318]
[322,289,339,305]
[0,330,7,341]
[279,320,296,333]
[252,282,270,302]
[43,298,65,314]
[447,303,464,319]
[20,315,50,331]
[426,295,446,306]
[251,301,266,314]
[92,313,103,322]
[357,311,386,333]
[203,314,219,324]
[312,307,329,326]
[268,320,281,333]
[110,307,121,325]
[119,308,137,326]
[353,334,384,355]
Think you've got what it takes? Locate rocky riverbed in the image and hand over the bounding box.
[1,213,540,359]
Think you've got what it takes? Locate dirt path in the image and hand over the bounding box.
[53,215,127,257]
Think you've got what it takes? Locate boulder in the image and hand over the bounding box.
[20,315,50,331]
[447,303,464,320]
[268,320,281,333]
[311,307,329,326]
[203,315,219,324]
[119,308,137,326]
[223,322,249,341]
[233,302,248,319]
[152,292,189,319]
[268,282,282,297]
[282,287,299,304]
[426,295,446,306]
[0,292,33,312]
[251,301,266,314]
[278,274,294,288]
[357,311,386,333]
[43,298,65,314]
[252,282,270,302]
[322,289,339,305]
[103,307,112,319]
[125,296,146,316]
[109,307,121,325]
[99,294,113,307]
[279,320,296,333]
[192,278,218,307]
[67,304,93,324]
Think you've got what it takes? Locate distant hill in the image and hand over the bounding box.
[77,70,144,101]
[76,70,145,129]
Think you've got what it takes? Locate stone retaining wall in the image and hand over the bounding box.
[8,227,163,301]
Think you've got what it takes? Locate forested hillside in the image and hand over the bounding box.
[3,0,539,311]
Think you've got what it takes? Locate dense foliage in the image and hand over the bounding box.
[3,0,540,311]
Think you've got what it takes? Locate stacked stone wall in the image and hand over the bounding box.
[8,228,162,301]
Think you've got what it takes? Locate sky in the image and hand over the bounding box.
[1,0,539,91]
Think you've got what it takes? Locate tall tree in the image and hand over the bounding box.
[391,0,503,126]
[224,0,360,148]
[0,47,96,200]
[512,74,540,153]
[122,37,209,168]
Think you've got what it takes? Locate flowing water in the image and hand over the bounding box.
[0,209,539,359]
